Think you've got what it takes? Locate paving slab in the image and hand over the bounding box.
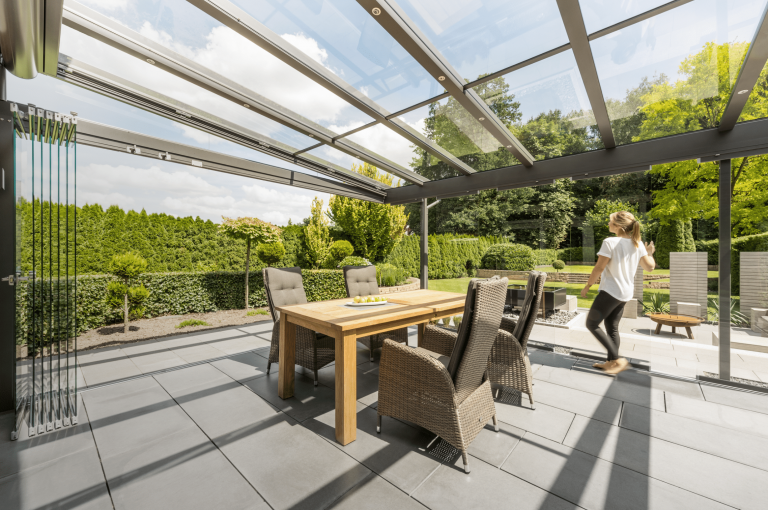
[503,433,731,510]
[494,396,575,443]
[316,363,380,408]
[530,378,622,425]
[665,392,768,438]
[79,357,143,387]
[528,350,577,370]
[700,383,768,415]
[209,351,270,383]
[244,371,337,423]
[563,414,768,509]
[328,473,426,510]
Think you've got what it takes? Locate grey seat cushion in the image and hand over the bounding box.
[343,265,379,297]
[446,278,479,381]
[512,272,539,340]
[264,267,308,322]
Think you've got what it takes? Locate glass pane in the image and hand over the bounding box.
[59,26,322,152]
[394,0,568,81]
[580,0,670,34]
[474,49,604,160]
[738,59,768,123]
[343,123,415,170]
[77,0,373,128]
[304,144,403,185]
[591,0,767,145]
[229,0,443,113]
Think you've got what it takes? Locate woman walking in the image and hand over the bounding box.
[580,211,656,375]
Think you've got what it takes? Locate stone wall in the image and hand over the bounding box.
[379,277,420,294]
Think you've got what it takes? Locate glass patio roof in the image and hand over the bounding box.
[60,0,768,186]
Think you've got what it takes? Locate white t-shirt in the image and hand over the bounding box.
[597,237,647,301]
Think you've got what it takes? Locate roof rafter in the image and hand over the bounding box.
[719,2,768,131]
[56,55,388,195]
[62,0,426,185]
[355,0,535,167]
[186,0,475,176]
[556,0,615,148]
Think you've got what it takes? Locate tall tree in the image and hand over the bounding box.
[305,197,333,269]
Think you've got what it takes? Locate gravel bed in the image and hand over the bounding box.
[703,372,768,389]
[503,307,579,326]
[77,308,272,352]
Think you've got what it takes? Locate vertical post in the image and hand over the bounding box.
[719,159,731,381]
[420,198,428,290]
[0,65,6,101]
[0,100,14,412]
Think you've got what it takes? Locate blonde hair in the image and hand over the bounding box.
[610,211,642,248]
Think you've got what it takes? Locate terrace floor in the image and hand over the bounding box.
[2,320,768,509]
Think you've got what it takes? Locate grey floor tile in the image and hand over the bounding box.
[563,414,768,509]
[128,350,187,374]
[503,433,731,510]
[328,473,426,509]
[316,363,380,408]
[79,357,143,386]
[151,363,233,398]
[610,368,704,400]
[621,402,768,471]
[236,322,275,335]
[530,379,623,425]
[700,383,768,415]
[209,351,270,382]
[101,426,267,510]
[171,344,228,364]
[466,420,525,468]
[529,349,578,370]
[413,453,579,510]
[494,396,575,443]
[244,371,337,423]
[303,404,442,495]
[215,411,372,510]
[211,336,272,355]
[666,392,768,438]
[536,365,665,411]
[0,446,113,510]
[83,377,197,459]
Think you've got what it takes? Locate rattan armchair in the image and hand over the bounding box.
[342,265,408,361]
[487,271,547,408]
[377,277,508,474]
[264,267,335,385]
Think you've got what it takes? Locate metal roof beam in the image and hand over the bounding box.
[186,0,475,176]
[355,0,535,167]
[62,0,425,185]
[556,0,615,149]
[384,118,768,204]
[719,2,768,131]
[76,118,386,202]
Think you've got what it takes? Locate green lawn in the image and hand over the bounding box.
[537,265,718,278]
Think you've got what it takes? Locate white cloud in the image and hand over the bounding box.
[175,123,213,144]
[78,0,128,11]
[333,121,423,169]
[280,33,332,73]
[79,163,227,197]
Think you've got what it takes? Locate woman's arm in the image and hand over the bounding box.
[639,241,656,272]
[581,256,610,298]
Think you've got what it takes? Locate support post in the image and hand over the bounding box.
[420,198,428,290]
[719,159,731,381]
[0,99,14,411]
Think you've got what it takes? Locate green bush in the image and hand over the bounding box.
[338,255,370,267]
[557,247,583,262]
[384,234,504,279]
[655,219,695,269]
[246,309,269,316]
[375,263,409,287]
[480,244,536,271]
[256,242,285,266]
[329,240,354,262]
[696,232,768,294]
[535,249,561,266]
[176,319,209,328]
[552,260,565,272]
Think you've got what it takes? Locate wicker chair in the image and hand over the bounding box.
[264,267,335,386]
[342,265,409,361]
[377,277,508,474]
[487,271,547,408]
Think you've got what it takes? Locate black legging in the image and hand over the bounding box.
[586,291,626,361]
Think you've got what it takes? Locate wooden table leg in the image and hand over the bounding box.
[417,322,426,347]
[654,323,662,335]
[671,326,676,334]
[277,315,296,400]
[335,331,357,445]
[685,327,694,340]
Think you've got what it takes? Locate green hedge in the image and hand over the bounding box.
[480,244,536,271]
[385,234,504,279]
[557,247,584,262]
[655,219,695,269]
[14,269,346,346]
[696,232,768,294]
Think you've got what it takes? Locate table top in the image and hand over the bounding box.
[648,313,703,326]
[276,290,466,332]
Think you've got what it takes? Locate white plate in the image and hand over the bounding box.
[346,300,389,307]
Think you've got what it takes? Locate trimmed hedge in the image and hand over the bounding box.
[655,219,695,269]
[557,247,584,263]
[696,232,768,294]
[14,269,347,346]
[480,244,536,271]
[385,234,504,279]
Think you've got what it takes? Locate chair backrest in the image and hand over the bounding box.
[516,272,547,350]
[450,277,508,402]
[445,278,480,380]
[512,272,540,340]
[343,265,379,297]
[263,267,307,322]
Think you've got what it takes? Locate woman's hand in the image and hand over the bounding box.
[645,241,655,255]
[580,286,590,299]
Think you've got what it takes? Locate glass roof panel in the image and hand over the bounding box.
[579,0,671,35]
[738,59,768,123]
[76,0,374,129]
[60,25,320,150]
[590,0,767,145]
[228,0,444,113]
[473,49,604,160]
[394,0,569,81]
[304,144,403,184]
[343,123,415,169]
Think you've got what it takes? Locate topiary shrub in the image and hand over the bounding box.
[338,255,370,267]
[480,244,536,271]
[552,260,565,273]
[329,240,354,262]
[655,219,694,269]
[256,242,285,267]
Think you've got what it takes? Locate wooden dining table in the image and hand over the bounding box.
[276,289,465,445]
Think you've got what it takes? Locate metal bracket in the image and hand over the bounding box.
[127,144,141,154]
[2,275,15,286]
[158,151,171,160]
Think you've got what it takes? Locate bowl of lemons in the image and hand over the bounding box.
[348,295,388,306]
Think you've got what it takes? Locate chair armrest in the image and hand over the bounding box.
[420,324,457,357]
[489,328,524,363]
[499,316,517,335]
[379,339,455,401]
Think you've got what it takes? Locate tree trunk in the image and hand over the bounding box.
[245,237,251,310]
[124,291,129,333]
